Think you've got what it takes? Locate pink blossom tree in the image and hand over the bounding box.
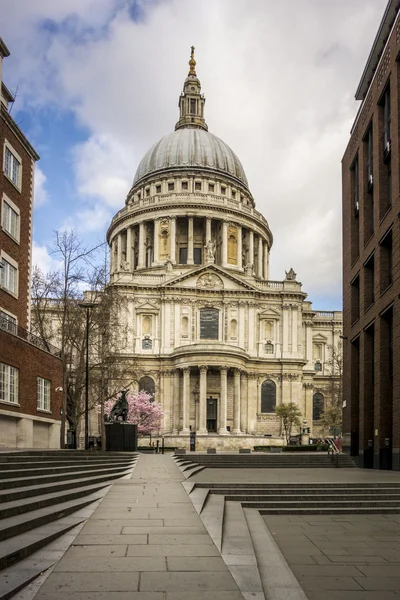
[103,390,164,436]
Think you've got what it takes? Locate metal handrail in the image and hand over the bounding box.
[0,315,62,358]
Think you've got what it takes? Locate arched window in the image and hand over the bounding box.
[261,380,276,413]
[313,392,324,420]
[230,319,238,338]
[182,316,189,337]
[139,376,155,400]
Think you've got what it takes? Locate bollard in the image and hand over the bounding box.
[156,440,160,454]
[162,436,165,455]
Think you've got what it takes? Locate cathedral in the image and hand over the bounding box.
[105,49,342,449]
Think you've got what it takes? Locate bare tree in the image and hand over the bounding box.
[320,341,343,436]
[31,231,135,449]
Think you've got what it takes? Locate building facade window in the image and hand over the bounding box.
[380,228,393,292]
[199,308,219,340]
[364,253,375,310]
[168,182,174,191]
[313,392,324,420]
[208,183,214,192]
[1,196,19,242]
[195,181,201,191]
[0,255,18,296]
[383,84,391,151]
[0,362,19,404]
[138,376,155,399]
[156,184,161,194]
[351,273,360,324]
[0,310,17,334]
[3,143,21,189]
[193,247,202,265]
[37,377,50,411]
[265,342,274,354]
[261,380,276,413]
[182,181,188,190]
[351,156,359,215]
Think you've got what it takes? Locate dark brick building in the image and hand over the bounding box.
[0,38,62,448]
[343,0,400,469]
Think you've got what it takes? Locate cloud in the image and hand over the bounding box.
[33,166,50,207]
[1,0,389,308]
[32,241,62,273]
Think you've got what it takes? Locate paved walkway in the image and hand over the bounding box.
[33,455,244,600]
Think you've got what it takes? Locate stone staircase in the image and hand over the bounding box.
[174,451,356,473]
[0,451,137,600]
[182,477,400,598]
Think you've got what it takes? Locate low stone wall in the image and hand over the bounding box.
[150,434,285,452]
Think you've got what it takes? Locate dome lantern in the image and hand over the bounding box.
[175,46,208,132]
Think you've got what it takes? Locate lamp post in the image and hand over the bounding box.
[78,301,96,450]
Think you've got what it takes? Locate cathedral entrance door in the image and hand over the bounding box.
[206,396,218,433]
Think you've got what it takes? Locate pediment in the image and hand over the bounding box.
[312,333,328,342]
[258,307,281,320]
[135,300,160,313]
[162,264,258,292]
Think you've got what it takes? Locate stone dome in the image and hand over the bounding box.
[133,128,249,189]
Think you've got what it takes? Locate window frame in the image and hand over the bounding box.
[0,362,19,404]
[3,140,22,191]
[37,376,51,411]
[260,379,276,413]
[1,194,20,243]
[0,251,19,297]
[0,309,17,334]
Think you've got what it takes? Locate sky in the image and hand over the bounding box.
[1,0,389,310]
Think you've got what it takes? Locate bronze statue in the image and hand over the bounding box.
[108,390,129,422]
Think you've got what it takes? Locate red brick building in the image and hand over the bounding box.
[0,38,62,448]
[342,0,400,469]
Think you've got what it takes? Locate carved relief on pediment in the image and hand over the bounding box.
[196,273,224,289]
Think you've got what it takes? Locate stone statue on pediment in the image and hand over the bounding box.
[205,239,216,263]
[285,268,296,281]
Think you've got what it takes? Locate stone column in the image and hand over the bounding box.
[187,216,194,264]
[126,226,132,271]
[198,366,208,434]
[249,231,254,267]
[233,369,241,434]
[138,221,145,268]
[153,218,160,265]
[257,236,263,278]
[240,371,247,433]
[219,367,229,434]
[170,217,176,264]
[263,243,269,280]
[206,217,212,242]
[222,221,228,267]
[117,233,122,271]
[237,226,243,270]
[172,370,180,434]
[181,367,190,434]
[247,374,258,434]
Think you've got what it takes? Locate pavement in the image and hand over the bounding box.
[32,454,244,600]
[28,456,400,600]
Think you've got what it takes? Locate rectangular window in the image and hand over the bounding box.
[383,85,391,150]
[200,308,219,340]
[4,145,21,188]
[168,182,174,191]
[350,156,360,263]
[37,377,51,411]
[380,228,393,293]
[190,99,196,114]
[367,125,373,186]
[179,247,187,264]
[1,257,17,295]
[208,183,214,192]
[194,248,202,265]
[195,181,201,191]
[145,188,150,197]
[182,181,188,190]
[0,310,17,334]
[0,363,19,404]
[352,156,359,215]
[156,184,161,194]
[221,186,226,195]
[232,190,236,199]
[1,198,19,241]
[363,253,375,310]
[351,274,360,324]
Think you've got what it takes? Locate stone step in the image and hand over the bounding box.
[0,488,107,541]
[194,481,400,489]
[200,493,225,552]
[241,499,400,508]
[0,467,133,503]
[258,506,400,515]
[0,480,114,523]
[0,462,137,489]
[225,493,400,502]
[0,515,86,571]
[210,487,400,496]
[0,459,136,477]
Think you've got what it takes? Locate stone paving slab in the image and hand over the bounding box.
[33,456,244,600]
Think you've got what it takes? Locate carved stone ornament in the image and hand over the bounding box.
[196,273,224,289]
[285,268,297,280]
